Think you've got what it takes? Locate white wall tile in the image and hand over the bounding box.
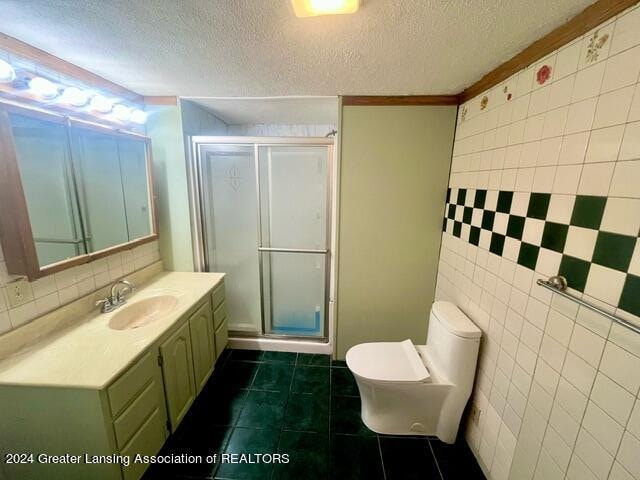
[590,372,635,425]
[585,125,625,163]
[559,132,590,165]
[601,45,640,93]
[582,401,624,454]
[601,197,640,235]
[593,85,635,129]
[610,6,640,55]
[573,427,614,479]
[616,432,640,478]
[619,121,640,161]
[599,341,640,394]
[610,159,640,198]
[577,162,614,195]
[552,165,582,194]
[571,63,606,102]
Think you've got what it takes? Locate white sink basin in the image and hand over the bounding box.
[109,295,179,330]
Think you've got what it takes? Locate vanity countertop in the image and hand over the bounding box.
[0,271,224,390]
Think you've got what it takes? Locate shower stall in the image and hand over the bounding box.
[189,137,333,341]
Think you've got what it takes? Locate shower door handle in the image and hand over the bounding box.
[258,247,329,254]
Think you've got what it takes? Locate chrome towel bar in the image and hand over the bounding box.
[536,276,640,335]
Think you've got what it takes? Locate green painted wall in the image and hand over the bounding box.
[146,105,194,271]
[336,105,457,359]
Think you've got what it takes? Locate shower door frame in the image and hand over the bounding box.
[189,136,334,342]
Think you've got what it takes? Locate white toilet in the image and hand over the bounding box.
[346,301,481,444]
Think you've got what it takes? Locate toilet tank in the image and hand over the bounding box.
[426,301,481,387]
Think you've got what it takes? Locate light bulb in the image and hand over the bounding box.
[0,59,15,83]
[112,104,132,121]
[130,109,148,124]
[29,77,58,99]
[89,95,113,113]
[60,87,89,107]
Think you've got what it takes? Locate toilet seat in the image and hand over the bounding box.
[346,339,431,384]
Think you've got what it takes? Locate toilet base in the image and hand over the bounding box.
[354,375,468,444]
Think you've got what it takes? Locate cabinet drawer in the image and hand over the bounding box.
[121,407,166,480]
[108,351,157,417]
[215,317,228,360]
[211,282,225,309]
[113,376,165,449]
[213,301,227,330]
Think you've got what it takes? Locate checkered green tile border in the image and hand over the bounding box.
[443,188,640,317]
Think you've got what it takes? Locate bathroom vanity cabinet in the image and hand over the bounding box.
[0,277,228,480]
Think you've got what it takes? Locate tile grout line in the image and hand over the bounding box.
[427,438,445,480]
[269,352,299,480]
[377,435,388,480]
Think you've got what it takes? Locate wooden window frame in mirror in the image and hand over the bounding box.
[0,101,158,280]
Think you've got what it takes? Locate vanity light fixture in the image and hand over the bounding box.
[89,94,113,113]
[28,76,59,99]
[112,104,132,121]
[0,59,15,83]
[291,0,360,17]
[59,87,89,107]
[130,109,148,124]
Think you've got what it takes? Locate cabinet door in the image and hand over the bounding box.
[159,321,196,430]
[189,300,215,394]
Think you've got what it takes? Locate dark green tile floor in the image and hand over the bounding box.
[143,349,485,480]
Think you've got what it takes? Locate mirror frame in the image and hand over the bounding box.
[0,101,158,280]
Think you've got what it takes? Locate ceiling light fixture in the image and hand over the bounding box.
[130,109,148,124]
[0,59,15,83]
[60,87,89,107]
[112,104,132,121]
[28,76,59,99]
[291,0,359,17]
[89,94,113,113]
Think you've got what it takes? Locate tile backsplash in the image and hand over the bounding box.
[436,4,640,480]
[0,240,161,335]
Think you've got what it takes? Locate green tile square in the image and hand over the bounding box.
[541,222,569,253]
[296,353,330,366]
[252,363,294,392]
[216,361,258,389]
[330,395,375,436]
[263,351,297,364]
[218,428,280,479]
[236,390,287,430]
[527,193,551,220]
[283,392,330,433]
[457,188,467,205]
[490,233,505,255]
[331,368,359,396]
[506,215,525,239]
[592,232,636,272]
[619,274,640,317]
[447,204,456,219]
[291,365,330,394]
[570,195,607,229]
[453,221,462,237]
[497,191,513,213]
[446,187,451,203]
[273,431,329,480]
[558,255,591,292]
[469,226,480,246]
[463,206,473,224]
[517,243,539,270]
[331,434,385,480]
[474,190,487,209]
[482,210,495,230]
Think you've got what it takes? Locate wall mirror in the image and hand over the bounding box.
[0,104,156,280]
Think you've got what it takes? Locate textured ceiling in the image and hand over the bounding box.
[187,96,338,124]
[0,0,594,97]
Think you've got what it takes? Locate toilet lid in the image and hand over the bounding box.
[346,339,430,383]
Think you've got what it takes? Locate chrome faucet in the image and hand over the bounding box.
[96,280,136,313]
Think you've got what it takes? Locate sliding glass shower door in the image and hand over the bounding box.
[195,138,332,339]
